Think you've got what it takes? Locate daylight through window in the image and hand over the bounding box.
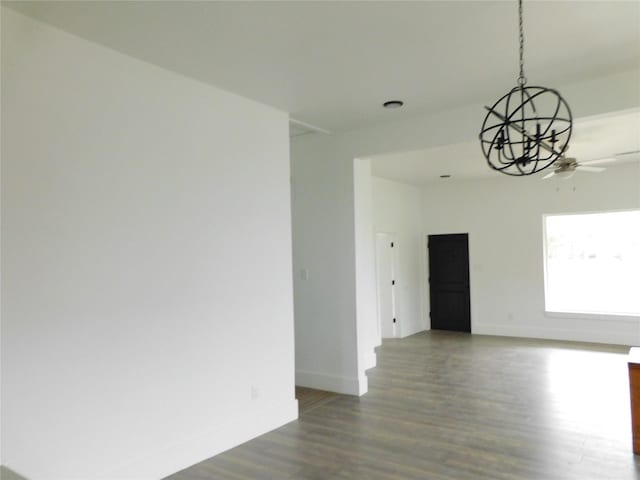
[544,210,640,317]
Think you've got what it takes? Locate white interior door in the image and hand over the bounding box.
[376,233,397,338]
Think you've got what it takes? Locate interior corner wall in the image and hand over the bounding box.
[290,97,489,396]
[371,177,427,338]
[353,158,378,376]
[1,8,296,479]
[421,164,640,345]
[290,135,362,395]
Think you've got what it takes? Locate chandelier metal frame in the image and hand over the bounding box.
[479,0,573,176]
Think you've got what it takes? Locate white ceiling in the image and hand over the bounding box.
[371,109,640,185]
[5,1,640,134]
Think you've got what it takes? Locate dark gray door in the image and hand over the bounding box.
[428,234,471,332]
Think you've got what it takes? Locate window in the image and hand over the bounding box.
[543,210,640,317]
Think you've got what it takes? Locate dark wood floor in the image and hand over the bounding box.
[167,331,640,479]
[296,386,340,414]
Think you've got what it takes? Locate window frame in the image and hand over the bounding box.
[542,208,640,320]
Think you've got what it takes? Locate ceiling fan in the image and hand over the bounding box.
[541,150,640,179]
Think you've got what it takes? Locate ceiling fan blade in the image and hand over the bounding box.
[577,165,605,173]
[581,150,640,166]
[615,150,640,162]
[581,157,616,166]
[542,171,556,179]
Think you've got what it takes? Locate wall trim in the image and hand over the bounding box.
[474,322,638,346]
[296,370,363,395]
[400,326,427,339]
[362,351,377,371]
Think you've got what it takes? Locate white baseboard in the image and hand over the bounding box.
[362,351,377,371]
[400,325,428,338]
[104,398,298,479]
[357,373,369,396]
[474,322,639,346]
[296,370,363,395]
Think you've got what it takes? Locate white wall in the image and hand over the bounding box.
[372,177,426,338]
[422,164,640,345]
[1,8,296,479]
[353,159,378,374]
[291,66,639,395]
[291,135,361,394]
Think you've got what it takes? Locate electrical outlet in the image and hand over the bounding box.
[251,385,259,400]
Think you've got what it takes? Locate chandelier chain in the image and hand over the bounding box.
[518,0,526,86]
[480,0,573,177]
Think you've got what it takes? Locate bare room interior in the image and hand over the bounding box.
[1,1,639,479]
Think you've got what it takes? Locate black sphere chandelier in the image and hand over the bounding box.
[479,0,573,176]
